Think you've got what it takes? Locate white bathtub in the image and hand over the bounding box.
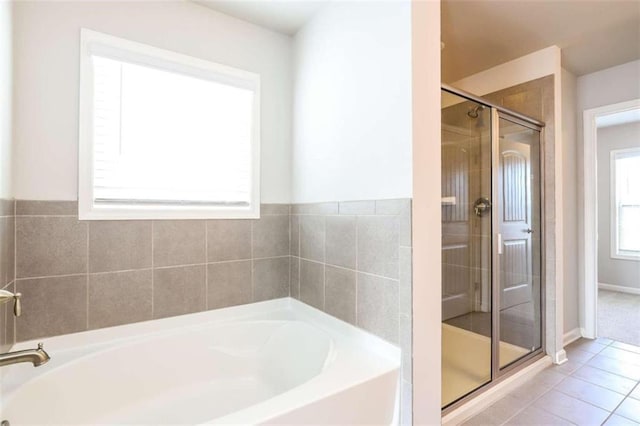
[0,298,400,425]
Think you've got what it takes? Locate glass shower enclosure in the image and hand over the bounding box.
[441,85,544,410]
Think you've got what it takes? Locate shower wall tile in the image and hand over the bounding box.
[1,282,15,352]
[153,220,206,267]
[207,219,251,262]
[16,275,87,341]
[89,220,152,273]
[13,201,291,342]
[253,257,290,302]
[88,269,153,329]
[207,260,252,309]
[153,265,206,319]
[16,216,87,278]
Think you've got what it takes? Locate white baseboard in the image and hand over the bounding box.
[563,328,582,346]
[599,282,640,295]
[442,356,552,426]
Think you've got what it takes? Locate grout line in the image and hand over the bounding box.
[86,221,90,330]
[355,215,359,326]
[250,219,254,302]
[150,221,154,319]
[205,221,209,310]
[12,199,16,345]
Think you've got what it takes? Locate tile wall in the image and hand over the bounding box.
[12,201,290,341]
[289,199,413,424]
[0,199,15,352]
[6,198,413,423]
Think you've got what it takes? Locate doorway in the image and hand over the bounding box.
[582,100,640,345]
[441,86,545,410]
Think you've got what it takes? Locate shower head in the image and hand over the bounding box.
[467,105,485,119]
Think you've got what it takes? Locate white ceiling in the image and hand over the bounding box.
[442,0,640,82]
[193,0,328,35]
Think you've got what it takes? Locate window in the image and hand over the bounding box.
[79,29,260,219]
[611,148,640,259]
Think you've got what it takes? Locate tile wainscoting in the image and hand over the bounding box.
[290,199,413,424]
[0,199,15,352]
[5,198,413,423]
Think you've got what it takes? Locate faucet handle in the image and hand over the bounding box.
[14,292,21,317]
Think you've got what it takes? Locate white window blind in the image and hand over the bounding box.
[79,29,260,220]
[613,148,640,258]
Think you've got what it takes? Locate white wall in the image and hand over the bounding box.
[0,1,12,199]
[12,1,292,203]
[597,122,640,289]
[576,60,640,333]
[411,2,442,423]
[291,1,412,203]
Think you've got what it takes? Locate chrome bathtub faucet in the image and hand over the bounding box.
[0,289,51,368]
[0,343,50,367]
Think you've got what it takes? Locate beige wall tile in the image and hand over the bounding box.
[291,202,339,215]
[88,270,152,329]
[357,216,399,279]
[0,199,14,217]
[324,266,356,325]
[153,265,206,319]
[253,257,289,302]
[290,256,300,300]
[207,260,252,309]
[253,215,289,258]
[153,220,205,267]
[207,220,251,262]
[261,204,289,215]
[89,221,151,273]
[290,215,300,256]
[339,200,375,215]
[0,217,14,286]
[325,216,356,269]
[357,273,399,343]
[300,260,324,310]
[16,200,77,216]
[17,216,87,278]
[300,215,325,262]
[16,275,87,341]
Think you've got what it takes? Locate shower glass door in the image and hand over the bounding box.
[441,90,493,408]
[441,88,544,410]
[495,115,543,369]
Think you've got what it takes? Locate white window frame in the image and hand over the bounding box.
[610,147,640,260]
[78,29,261,220]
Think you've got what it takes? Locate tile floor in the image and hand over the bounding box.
[462,338,640,425]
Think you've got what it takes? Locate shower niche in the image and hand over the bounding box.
[441,86,544,410]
